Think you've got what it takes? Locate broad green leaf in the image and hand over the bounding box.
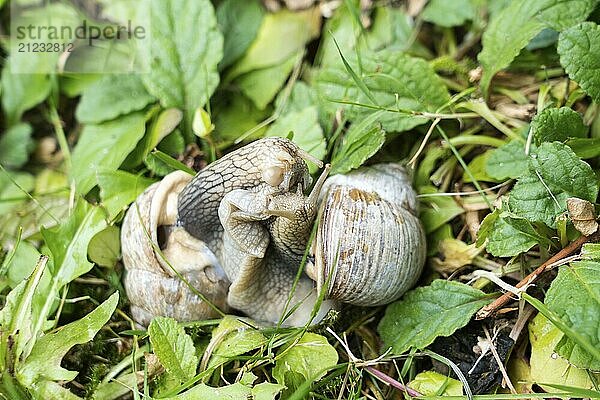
[75,74,156,124]
[213,94,269,145]
[123,108,183,169]
[581,243,600,261]
[508,142,599,227]
[30,380,82,400]
[138,0,223,138]
[558,22,600,102]
[206,316,267,370]
[315,50,450,132]
[378,280,491,354]
[545,262,600,370]
[217,0,265,69]
[478,0,598,94]
[272,333,338,393]
[2,2,80,124]
[408,371,463,396]
[419,187,464,234]
[71,112,146,194]
[1,55,53,126]
[462,151,499,183]
[266,106,326,173]
[0,123,33,168]
[2,240,40,288]
[484,212,551,257]
[486,140,530,180]
[421,0,474,27]
[167,381,284,400]
[227,8,321,79]
[330,112,386,175]
[88,226,121,268]
[529,314,599,391]
[148,317,198,382]
[566,138,600,159]
[237,51,298,110]
[41,201,108,286]
[17,292,118,386]
[317,0,359,67]
[97,170,155,220]
[531,107,587,145]
[0,170,34,215]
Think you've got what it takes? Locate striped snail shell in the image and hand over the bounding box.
[121,171,230,326]
[308,163,426,306]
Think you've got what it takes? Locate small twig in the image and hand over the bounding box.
[365,366,422,398]
[408,117,441,168]
[476,232,599,319]
[483,326,515,394]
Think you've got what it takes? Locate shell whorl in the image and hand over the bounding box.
[313,164,426,306]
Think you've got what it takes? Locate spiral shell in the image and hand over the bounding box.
[121,171,230,326]
[310,164,426,306]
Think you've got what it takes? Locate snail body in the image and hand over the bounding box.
[122,138,426,327]
[217,166,335,326]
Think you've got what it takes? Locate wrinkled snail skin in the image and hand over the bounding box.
[310,164,426,307]
[217,166,335,326]
[177,137,319,257]
[121,171,230,326]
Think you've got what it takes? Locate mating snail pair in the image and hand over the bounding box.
[121,138,426,327]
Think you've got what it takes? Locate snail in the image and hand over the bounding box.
[121,171,230,326]
[308,163,426,306]
[121,138,426,326]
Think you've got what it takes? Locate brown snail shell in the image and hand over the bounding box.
[121,171,230,326]
[309,164,426,306]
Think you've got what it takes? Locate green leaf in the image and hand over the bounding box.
[30,380,82,400]
[0,123,33,168]
[378,280,491,354]
[1,55,53,126]
[484,212,550,257]
[41,201,108,286]
[529,313,599,392]
[408,371,463,396]
[419,187,465,234]
[566,138,600,159]
[531,107,587,145]
[315,50,450,132]
[545,261,600,370]
[138,0,223,138]
[237,52,298,110]
[17,292,118,386]
[227,8,321,79]
[265,106,326,173]
[75,74,156,124]
[508,142,599,227]
[330,112,386,175]
[206,316,267,370]
[217,0,264,69]
[272,333,338,392]
[558,22,600,102]
[123,108,183,169]
[148,317,198,382]
[478,0,598,94]
[421,0,475,27]
[97,170,155,220]
[486,140,531,180]
[2,240,41,288]
[0,170,34,215]
[87,226,121,268]
[71,112,147,195]
[167,382,284,400]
